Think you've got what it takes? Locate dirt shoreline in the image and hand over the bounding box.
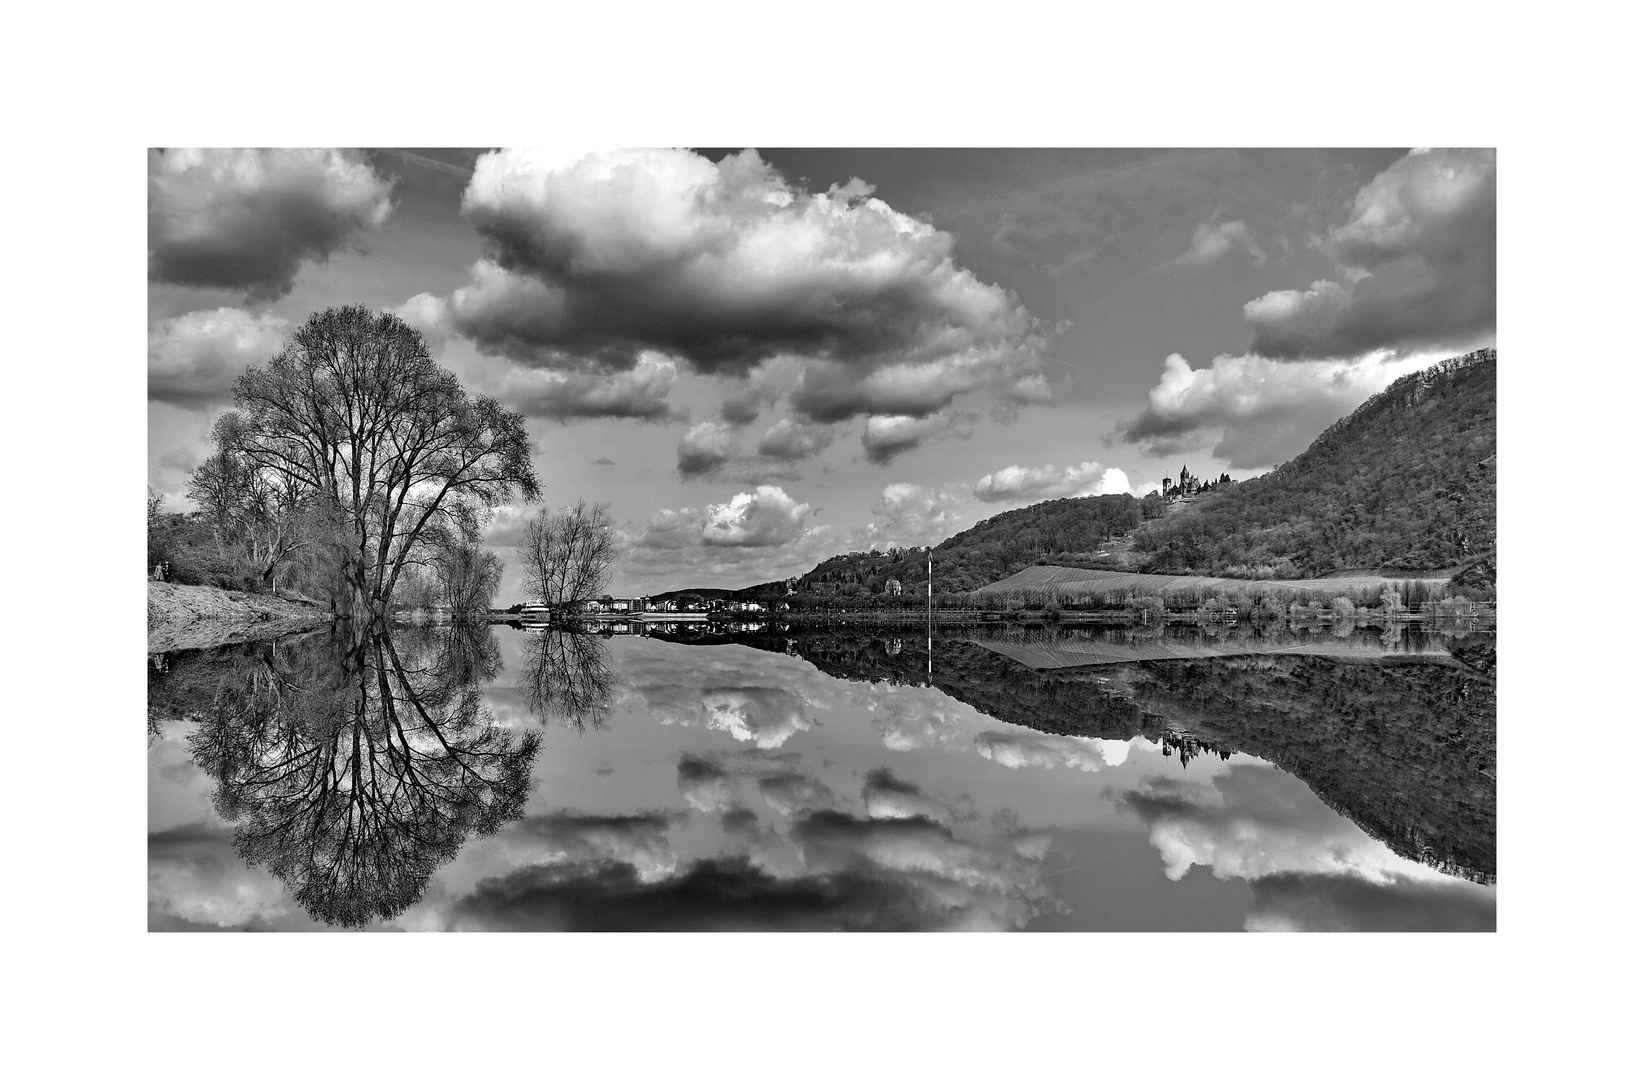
[147,581,335,654]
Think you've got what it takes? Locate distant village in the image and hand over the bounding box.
[397,592,789,622]
[561,594,781,616]
[516,467,1239,620]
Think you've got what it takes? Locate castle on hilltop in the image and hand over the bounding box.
[1162,464,1232,500]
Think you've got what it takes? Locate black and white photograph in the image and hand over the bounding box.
[17,3,1643,1073]
[144,146,1497,932]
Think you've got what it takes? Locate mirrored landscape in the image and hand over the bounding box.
[148,622,1495,931]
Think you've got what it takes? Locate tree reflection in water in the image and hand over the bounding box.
[178,626,540,927]
[519,630,615,731]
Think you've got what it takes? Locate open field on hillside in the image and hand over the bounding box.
[974,635,1456,670]
[972,564,1452,598]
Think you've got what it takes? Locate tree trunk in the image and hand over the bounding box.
[339,552,388,626]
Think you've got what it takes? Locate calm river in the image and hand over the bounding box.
[147,621,1495,931]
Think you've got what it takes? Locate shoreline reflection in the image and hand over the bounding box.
[148,623,1494,930]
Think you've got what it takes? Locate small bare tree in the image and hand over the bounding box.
[189,414,314,592]
[434,542,504,618]
[520,631,615,731]
[518,500,616,608]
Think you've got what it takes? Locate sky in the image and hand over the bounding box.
[147,147,1497,598]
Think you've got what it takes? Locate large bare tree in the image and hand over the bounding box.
[219,306,539,622]
[518,499,616,608]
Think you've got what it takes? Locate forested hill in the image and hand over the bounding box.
[1129,348,1496,580]
[703,348,1493,602]
[737,493,1154,599]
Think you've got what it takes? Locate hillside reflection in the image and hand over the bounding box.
[149,627,541,927]
[149,622,1494,930]
[646,623,1496,883]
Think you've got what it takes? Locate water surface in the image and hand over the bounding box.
[147,622,1495,931]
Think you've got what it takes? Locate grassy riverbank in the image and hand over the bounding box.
[147,581,334,653]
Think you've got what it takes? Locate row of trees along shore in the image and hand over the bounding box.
[150,306,541,624]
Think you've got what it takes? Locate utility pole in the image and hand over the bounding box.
[927,546,933,682]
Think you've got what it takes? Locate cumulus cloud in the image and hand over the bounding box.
[148,824,293,929]
[442,259,573,362]
[973,460,1131,503]
[606,763,1060,928]
[501,811,682,883]
[707,690,814,749]
[759,772,846,816]
[1245,148,1495,358]
[621,474,984,592]
[451,148,1042,371]
[676,421,739,477]
[148,148,394,301]
[651,687,816,750]
[859,482,972,550]
[1118,763,1494,930]
[620,479,979,593]
[861,413,961,466]
[717,358,801,426]
[156,446,202,484]
[392,292,454,349]
[870,690,971,751]
[1122,767,1384,883]
[790,346,1046,425]
[786,810,1058,929]
[1113,349,1438,468]
[148,306,289,409]
[438,853,1017,932]
[673,751,806,813]
[874,481,957,521]
[497,353,682,421]
[703,486,813,547]
[416,729,1068,930]
[1005,373,1055,406]
[678,413,833,481]
[1168,219,1266,268]
[974,730,1133,772]
[444,147,1050,442]
[676,756,743,813]
[720,392,765,426]
[479,503,541,549]
[631,507,709,551]
[635,485,814,552]
[860,768,962,822]
[756,417,836,461]
[1243,871,1496,932]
